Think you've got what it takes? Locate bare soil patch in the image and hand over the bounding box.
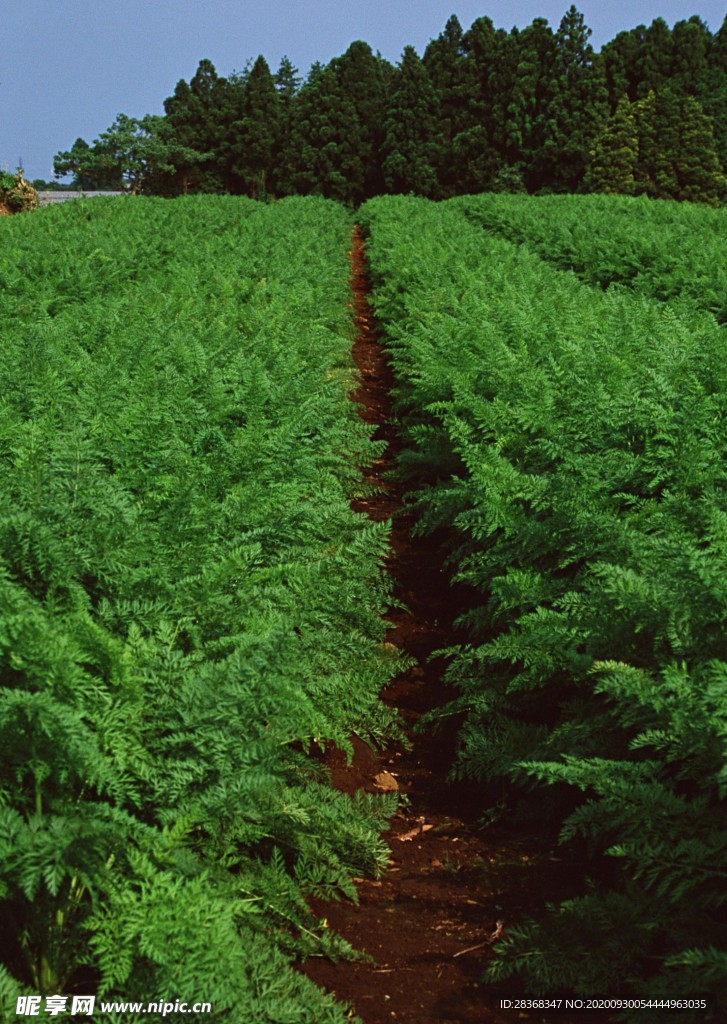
[298,226,608,1024]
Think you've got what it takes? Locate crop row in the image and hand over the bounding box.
[360,195,727,1019]
[0,197,400,1022]
[453,193,727,323]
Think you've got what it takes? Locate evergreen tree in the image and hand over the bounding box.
[461,16,500,123]
[672,16,711,94]
[382,47,439,196]
[458,17,506,190]
[714,13,727,73]
[274,55,301,104]
[637,18,673,96]
[672,93,725,203]
[334,41,389,203]
[93,113,175,194]
[602,26,646,104]
[283,47,388,204]
[586,95,638,193]
[211,74,248,192]
[53,137,110,190]
[540,6,608,191]
[230,55,281,197]
[424,15,473,196]
[634,89,724,203]
[272,57,301,197]
[701,15,727,174]
[509,18,558,189]
[632,89,661,196]
[163,59,228,192]
[282,62,360,202]
[484,26,523,167]
[304,60,326,88]
[54,118,177,193]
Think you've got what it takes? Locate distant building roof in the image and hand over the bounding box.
[37,191,126,205]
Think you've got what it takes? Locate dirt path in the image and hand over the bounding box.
[299,227,602,1024]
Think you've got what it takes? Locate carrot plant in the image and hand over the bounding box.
[361,195,727,1019]
[454,192,727,323]
[0,196,401,1022]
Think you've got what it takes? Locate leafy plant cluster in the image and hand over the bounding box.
[360,195,727,1018]
[0,196,402,1022]
[455,192,727,322]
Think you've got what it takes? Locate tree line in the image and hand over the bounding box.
[53,6,727,204]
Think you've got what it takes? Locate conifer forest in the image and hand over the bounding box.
[51,8,727,205]
[2,6,727,1024]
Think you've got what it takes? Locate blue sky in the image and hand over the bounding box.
[3,0,725,181]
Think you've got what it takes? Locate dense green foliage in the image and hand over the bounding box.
[5,179,726,1017]
[381,47,439,197]
[0,196,402,1022]
[455,192,727,321]
[54,9,727,203]
[585,89,725,203]
[360,195,727,1017]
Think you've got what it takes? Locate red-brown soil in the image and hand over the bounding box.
[298,227,608,1024]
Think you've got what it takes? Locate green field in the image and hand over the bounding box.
[1,194,726,1022]
[0,197,401,1023]
[361,194,727,1016]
